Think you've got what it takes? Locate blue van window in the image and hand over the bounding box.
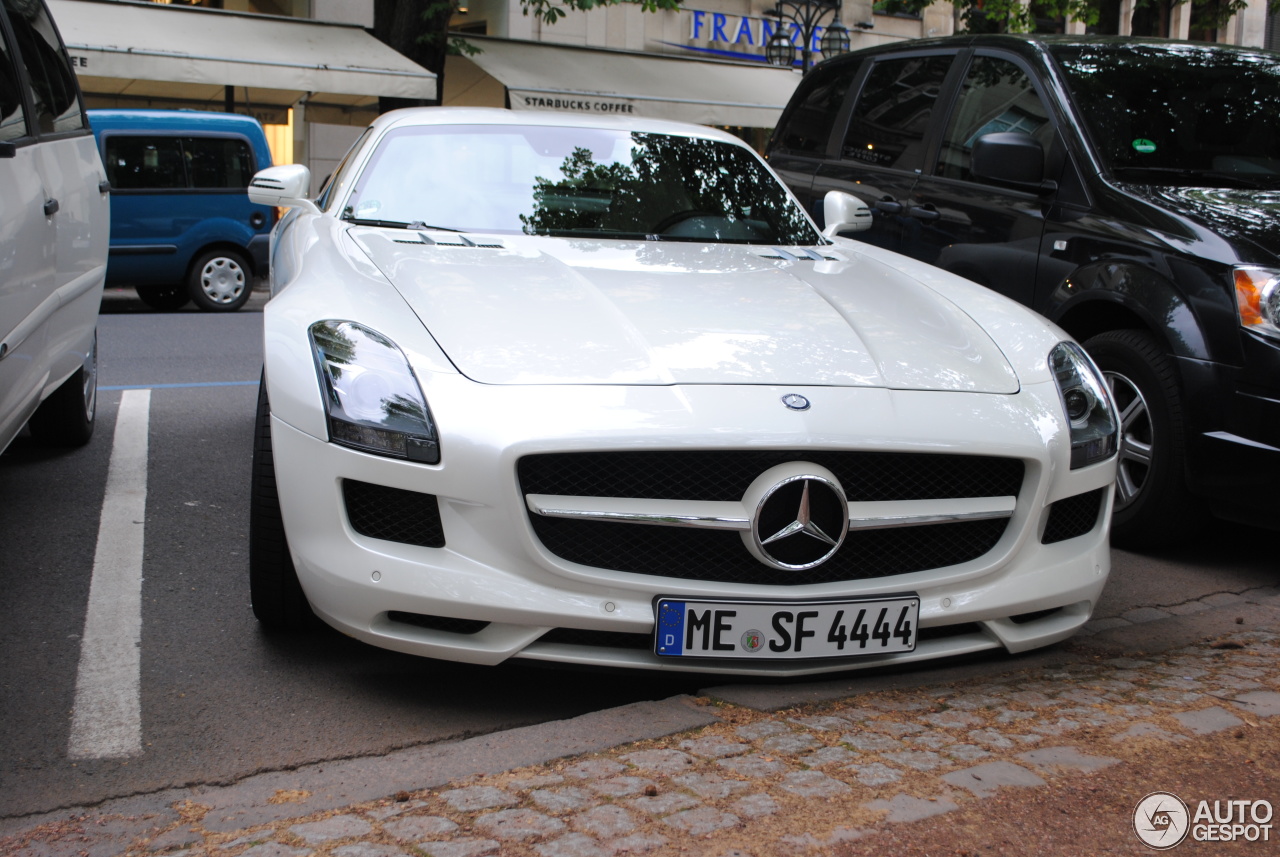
[185,136,254,188]
[103,135,255,190]
[105,136,186,189]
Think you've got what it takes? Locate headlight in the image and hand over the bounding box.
[309,320,440,463]
[1234,267,1280,341]
[1050,342,1117,469]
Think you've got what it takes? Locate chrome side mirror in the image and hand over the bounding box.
[249,164,320,214]
[822,191,872,237]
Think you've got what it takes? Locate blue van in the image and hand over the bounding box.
[88,109,274,311]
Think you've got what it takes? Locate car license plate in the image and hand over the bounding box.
[655,595,919,660]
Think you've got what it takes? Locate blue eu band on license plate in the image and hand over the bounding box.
[655,596,919,659]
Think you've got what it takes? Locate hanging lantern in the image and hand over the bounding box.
[766,29,797,68]
[820,19,851,58]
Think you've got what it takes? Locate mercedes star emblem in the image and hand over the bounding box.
[752,474,849,570]
[781,393,810,411]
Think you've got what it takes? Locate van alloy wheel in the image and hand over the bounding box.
[201,256,244,303]
[1084,329,1199,548]
[188,248,252,312]
[1105,369,1153,512]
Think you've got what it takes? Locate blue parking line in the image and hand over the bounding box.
[100,381,260,391]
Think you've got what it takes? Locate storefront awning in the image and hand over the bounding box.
[50,0,436,126]
[454,35,800,128]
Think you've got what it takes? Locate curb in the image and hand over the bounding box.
[4,593,1278,855]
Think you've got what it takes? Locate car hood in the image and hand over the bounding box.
[1123,185,1280,259]
[349,228,1019,392]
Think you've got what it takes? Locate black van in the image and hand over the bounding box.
[766,35,1280,547]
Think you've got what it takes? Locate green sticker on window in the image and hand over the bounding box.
[1132,138,1157,154]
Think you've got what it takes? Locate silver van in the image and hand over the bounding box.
[0,0,108,453]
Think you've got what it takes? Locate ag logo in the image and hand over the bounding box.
[1134,792,1190,849]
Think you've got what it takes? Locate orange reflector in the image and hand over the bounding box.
[1235,269,1264,326]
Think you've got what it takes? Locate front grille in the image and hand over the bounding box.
[343,480,445,548]
[533,621,984,654]
[528,515,1008,585]
[519,451,1023,502]
[1041,488,1104,544]
[519,451,1023,585]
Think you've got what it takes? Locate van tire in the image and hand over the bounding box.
[1084,330,1200,548]
[136,284,191,311]
[29,333,97,448]
[188,248,252,312]
[249,373,317,631]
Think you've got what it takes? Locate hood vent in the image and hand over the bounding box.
[392,232,505,249]
[758,247,841,263]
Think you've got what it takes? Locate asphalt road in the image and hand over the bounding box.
[0,288,1273,821]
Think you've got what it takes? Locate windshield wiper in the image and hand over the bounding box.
[535,229,658,240]
[340,212,465,232]
[1112,166,1273,190]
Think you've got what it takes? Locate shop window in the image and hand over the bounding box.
[1131,0,1174,37]
[873,0,922,19]
[1087,0,1122,33]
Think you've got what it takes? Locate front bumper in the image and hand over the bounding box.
[269,376,1114,677]
[1180,339,1280,527]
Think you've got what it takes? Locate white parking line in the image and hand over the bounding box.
[68,389,150,760]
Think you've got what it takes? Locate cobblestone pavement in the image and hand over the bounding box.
[6,612,1280,857]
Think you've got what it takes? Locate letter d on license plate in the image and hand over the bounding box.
[655,595,919,660]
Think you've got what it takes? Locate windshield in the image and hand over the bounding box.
[1051,43,1280,190]
[344,124,822,245]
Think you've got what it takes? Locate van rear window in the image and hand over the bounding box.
[105,135,256,191]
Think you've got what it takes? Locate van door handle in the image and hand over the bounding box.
[99,181,112,194]
[43,198,59,216]
[874,198,903,214]
[908,205,940,222]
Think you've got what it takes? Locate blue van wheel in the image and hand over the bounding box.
[188,248,252,312]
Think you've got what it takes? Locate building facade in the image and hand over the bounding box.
[59,0,1279,181]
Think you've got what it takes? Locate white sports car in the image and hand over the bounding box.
[248,108,1118,676]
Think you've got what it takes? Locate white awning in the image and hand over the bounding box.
[455,35,800,128]
[50,0,435,125]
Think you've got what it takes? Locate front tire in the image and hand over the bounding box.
[249,373,315,630]
[188,248,252,312]
[1084,330,1199,548]
[29,333,97,447]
